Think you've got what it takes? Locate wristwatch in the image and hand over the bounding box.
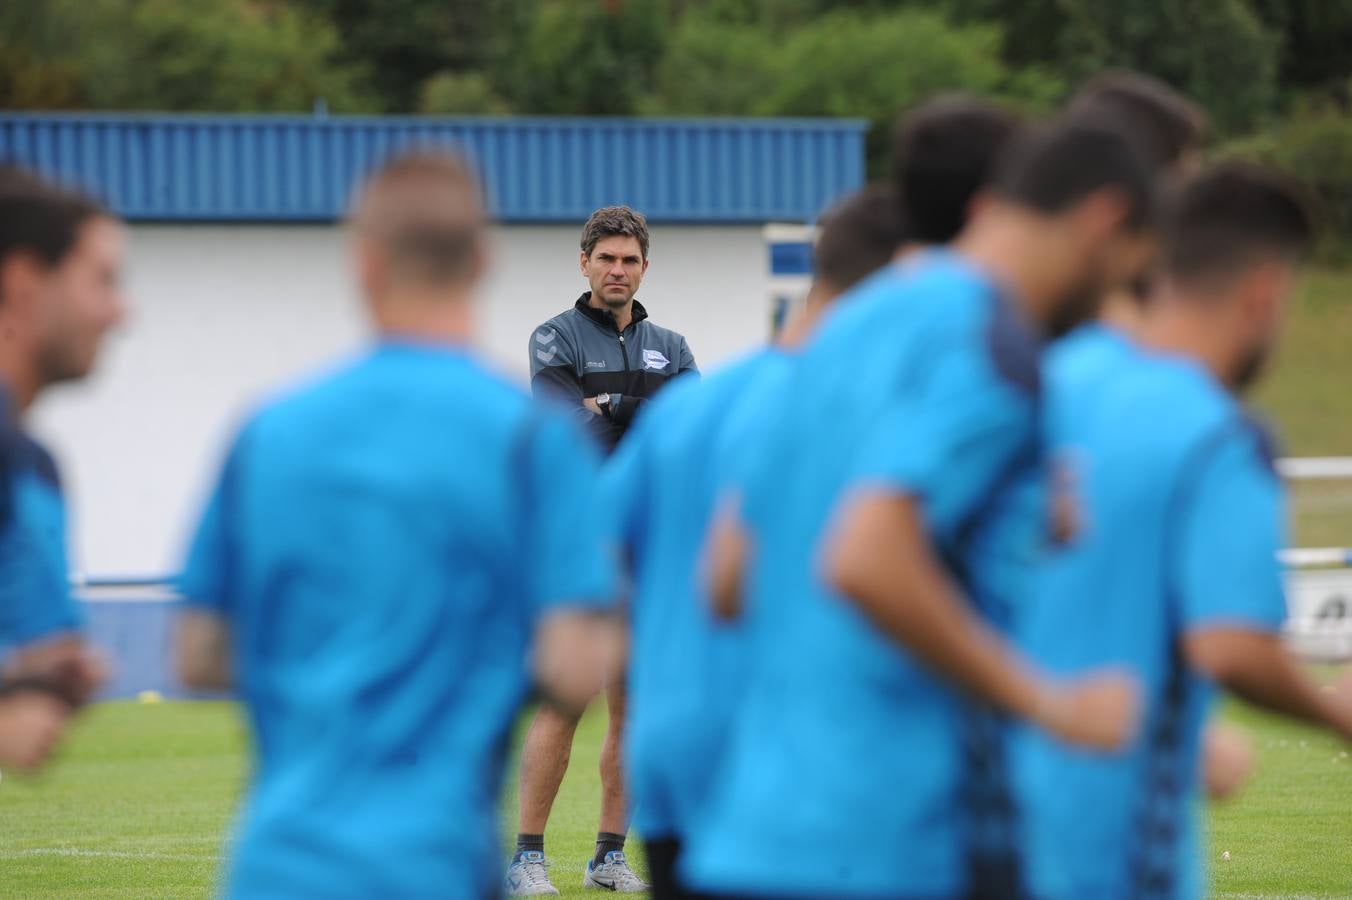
[595,393,612,416]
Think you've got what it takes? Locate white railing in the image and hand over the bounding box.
[1279,457,1352,661]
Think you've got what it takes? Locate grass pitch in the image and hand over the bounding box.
[2,699,1351,898]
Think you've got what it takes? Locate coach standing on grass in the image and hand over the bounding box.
[509,206,696,895]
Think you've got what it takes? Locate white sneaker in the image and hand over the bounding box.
[582,850,649,892]
[505,850,560,896]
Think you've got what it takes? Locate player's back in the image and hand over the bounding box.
[611,347,790,840]
[686,251,1042,898]
[1016,339,1274,900]
[196,342,566,898]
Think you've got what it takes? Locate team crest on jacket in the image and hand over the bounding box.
[642,349,670,371]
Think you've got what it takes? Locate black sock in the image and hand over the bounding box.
[515,833,544,861]
[593,831,626,866]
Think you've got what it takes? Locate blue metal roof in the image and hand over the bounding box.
[0,112,867,224]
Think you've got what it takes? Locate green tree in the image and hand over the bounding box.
[1,0,374,113]
[1059,0,1279,134]
[651,7,1056,173]
[296,0,506,112]
[1251,0,1352,99]
[491,0,667,115]
[419,72,510,115]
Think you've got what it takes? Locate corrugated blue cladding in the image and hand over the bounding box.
[0,113,867,224]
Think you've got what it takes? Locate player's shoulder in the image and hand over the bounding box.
[0,413,60,493]
[634,313,688,348]
[533,306,585,347]
[248,345,533,444]
[1110,353,1242,460]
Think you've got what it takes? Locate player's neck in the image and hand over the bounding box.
[0,336,42,414]
[372,289,477,346]
[1135,299,1236,389]
[956,212,1075,329]
[589,293,633,331]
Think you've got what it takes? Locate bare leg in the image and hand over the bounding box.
[597,679,629,834]
[517,704,583,834]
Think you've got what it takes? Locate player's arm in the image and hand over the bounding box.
[175,609,232,691]
[521,413,624,715]
[704,495,749,621]
[175,435,244,693]
[824,344,1139,751]
[1176,428,1352,740]
[0,687,70,771]
[530,325,605,421]
[1201,721,1254,800]
[1,635,106,708]
[826,490,1137,750]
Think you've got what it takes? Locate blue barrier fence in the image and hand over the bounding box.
[82,596,185,700]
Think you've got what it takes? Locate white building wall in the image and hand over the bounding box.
[31,223,773,577]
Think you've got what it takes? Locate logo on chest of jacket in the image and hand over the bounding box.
[642,349,670,371]
[585,360,607,369]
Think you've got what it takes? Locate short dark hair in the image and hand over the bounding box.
[581,206,650,259]
[352,150,484,285]
[891,96,1022,244]
[1068,71,1207,170]
[991,119,1157,232]
[0,167,108,287]
[1162,162,1316,287]
[813,185,906,293]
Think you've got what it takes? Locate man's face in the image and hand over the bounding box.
[1233,261,1297,393]
[581,235,647,309]
[1049,228,1156,339]
[36,217,128,385]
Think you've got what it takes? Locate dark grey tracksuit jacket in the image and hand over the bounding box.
[530,293,698,452]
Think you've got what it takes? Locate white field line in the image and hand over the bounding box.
[1,847,220,862]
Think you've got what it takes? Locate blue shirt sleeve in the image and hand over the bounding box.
[521,412,618,615]
[177,435,245,616]
[1175,426,1287,632]
[850,343,1034,544]
[0,475,81,649]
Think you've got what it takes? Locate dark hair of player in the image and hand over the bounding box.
[1161,161,1316,288]
[814,185,908,293]
[991,119,1157,232]
[0,167,108,297]
[890,96,1022,245]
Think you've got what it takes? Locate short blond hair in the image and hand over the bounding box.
[352,150,484,284]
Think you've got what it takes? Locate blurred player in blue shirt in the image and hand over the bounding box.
[686,119,1158,900]
[0,169,123,769]
[175,152,621,900]
[605,184,905,899]
[1015,164,1352,900]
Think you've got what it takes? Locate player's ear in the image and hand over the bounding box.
[579,251,589,277]
[641,256,650,276]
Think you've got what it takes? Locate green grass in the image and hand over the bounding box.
[0,700,639,899]
[1209,701,1352,899]
[3,699,1351,898]
[1255,269,1352,549]
[1255,269,1352,459]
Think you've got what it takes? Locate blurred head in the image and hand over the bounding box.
[351,150,486,311]
[891,95,1023,245]
[580,206,650,310]
[984,119,1158,337]
[1153,162,1316,391]
[0,169,127,396]
[1068,71,1208,174]
[808,185,908,305]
